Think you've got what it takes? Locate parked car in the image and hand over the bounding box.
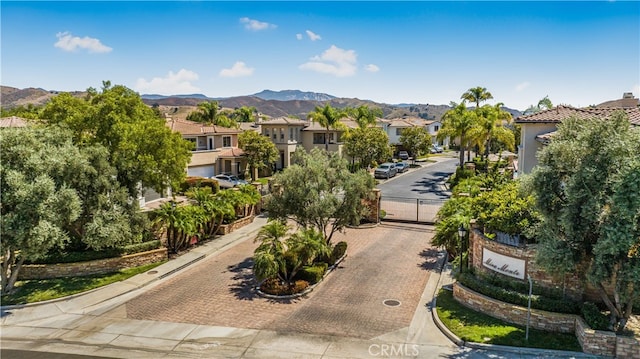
[374,163,398,179]
[398,151,409,160]
[395,161,409,173]
[213,174,249,188]
[430,144,444,154]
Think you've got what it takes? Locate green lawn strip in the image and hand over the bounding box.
[1,261,166,306]
[436,289,582,352]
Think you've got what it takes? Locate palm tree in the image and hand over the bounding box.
[524,96,554,115]
[253,220,288,282]
[461,86,494,109]
[438,101,477,167]
[285,228,330,282]
[348,105,382,129]
[469,104,514,160]
[308,104,347,151]
[187,101,237,128]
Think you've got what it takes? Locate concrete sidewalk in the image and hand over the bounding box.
[1,213,601,358]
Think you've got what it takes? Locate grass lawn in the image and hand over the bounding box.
[436,289,582,352]
[1,261,165,306]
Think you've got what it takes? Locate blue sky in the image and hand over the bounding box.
[2,1,639,110]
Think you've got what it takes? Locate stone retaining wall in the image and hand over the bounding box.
[469,225,584,300]
[453,282,639,358]
[18,248,167,280]
[216,215,255,235]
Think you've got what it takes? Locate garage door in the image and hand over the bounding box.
[187,165,214,178]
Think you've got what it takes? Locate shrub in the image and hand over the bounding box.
[457,272,580,314]
[295,263,328,284]
[330,241,348,265]
[260,278,309,296]
[27,240,163,264]
[582,302,610,331]
[180,176,220,194]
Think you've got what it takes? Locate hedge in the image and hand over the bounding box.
[457,272,580,314]
[295,263,328,284]
[26,240,162,264]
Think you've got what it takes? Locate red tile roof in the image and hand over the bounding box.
[515,105,640,126]
[218,147,245,157]
[166,118,241,135]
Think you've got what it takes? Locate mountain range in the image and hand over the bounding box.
[0,86,522,120]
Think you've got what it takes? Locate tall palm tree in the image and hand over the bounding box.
[438,101,477,167]
[469,104,514,160]
[524,96,554,115]
[348,105,382,129]
[461,86,494,109]
[187,101,237,128]
[308,104,347,151]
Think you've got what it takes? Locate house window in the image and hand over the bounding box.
[280,128,285,141]
[264,129,270,137]
[396,128,404,136]
[208,137,214,150]
[313,133,325,144]
[289,127,294,141]
[434,125,440,132]
[185,138,197,151]
[223,136,231,147]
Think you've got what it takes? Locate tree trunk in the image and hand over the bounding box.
[5,257,24,294]
[1,248,14,293]
[459,134,465,167]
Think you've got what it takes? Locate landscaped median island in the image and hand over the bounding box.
[252,220,347,298]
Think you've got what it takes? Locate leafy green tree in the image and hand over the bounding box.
[343,127,392,168]
[399,126,431,164]
[265,148,375,244]
[0,103,42,119]
[41,82,192,197]
[461,86,494,109]
[346,105,383,129]
[307,104,348,151]
[238,130,279,181]
[231,106,257,123]
[1,126,144,292]
[528,112,640,332]
[438,101,478,167]
[187,100,237,128]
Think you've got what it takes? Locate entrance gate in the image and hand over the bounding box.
[380,196,446,224]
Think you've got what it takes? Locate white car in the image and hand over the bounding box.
[213,174,249,188]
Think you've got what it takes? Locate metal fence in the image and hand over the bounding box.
[380,196,446,224]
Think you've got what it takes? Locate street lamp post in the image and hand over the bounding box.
[458,225,467,274]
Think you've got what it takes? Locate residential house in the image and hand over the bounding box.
[260,116,308,170]
[166,118,247,178]
[379,116,448,152]
[515,93,640,175]
[301,119,359,157]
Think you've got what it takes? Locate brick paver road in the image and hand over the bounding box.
[125,223,440,340]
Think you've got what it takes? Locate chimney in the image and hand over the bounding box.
[623,92,634,99]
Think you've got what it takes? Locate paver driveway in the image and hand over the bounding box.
[124,223,440,340]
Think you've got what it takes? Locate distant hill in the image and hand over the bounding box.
[1,85,521,121]
[251,89,336,102]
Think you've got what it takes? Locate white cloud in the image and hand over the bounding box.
[516,81,531,92]
[365,64,380,73]
[135,69,200,94]
[219,61,254,78]
[306,30,322,41]
[239,17,276,31]
[296,33,303,40]
[54,32,112,53]
[299,45,357,77]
